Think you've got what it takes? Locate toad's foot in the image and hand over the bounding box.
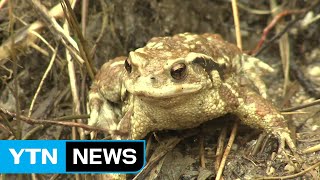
[271,127,296,153]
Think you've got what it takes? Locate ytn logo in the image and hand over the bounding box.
[0,140,65,173]
[9,148,57,164]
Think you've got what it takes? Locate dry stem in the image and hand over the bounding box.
[215,121,239,180]
[28,48,57,117]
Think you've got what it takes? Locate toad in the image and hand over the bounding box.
[87,33,296,152]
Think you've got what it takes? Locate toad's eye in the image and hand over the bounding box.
[170,63,187,80]
[124,58,132,73]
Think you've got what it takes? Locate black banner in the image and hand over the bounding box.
[66,141,145,172]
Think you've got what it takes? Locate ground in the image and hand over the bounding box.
[0,0,320,179]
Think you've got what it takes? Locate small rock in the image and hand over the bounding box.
[266,166,275,175]
[284,164,295,173]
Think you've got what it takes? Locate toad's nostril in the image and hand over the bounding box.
[150,77,156,80]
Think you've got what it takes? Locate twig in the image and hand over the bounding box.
[146,135,153,159]
[63,11,85,140]
[281,99,320,112]
[27,0,85,65]
[270,0,291,97]
[0,121,11,135]
[54,114,90,121]
[0,107,114,134]
[22,125,45,140]
[256,161,320,180]
[251,132,267,156]
[29,30,55,52]
[282,150,300,172]
[0,0,8,9]
[215,127,227,172]
[90,0,108,57]
[231,0,242,50]
[28,48,58,117]
[0,113,18,139]
[237,2,274,15]
[254,18,297,57]
[214,2,242,179]
[253,0,320,56]
[81,0,88,36]
[49,174,60,180]
[250,9,303,55]
[242,155,258,167]
[61,0,96,79]
[199,133,206,168]
[0,0,75,65]
[133,137,182,180]
[215,121,239,180]
[64,21,78,142]
[9,0,21,139]
[29,43,49,57]
[302,144,320,154]
[281,111,309,115]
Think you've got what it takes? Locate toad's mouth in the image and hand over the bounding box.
[126,83,204,99]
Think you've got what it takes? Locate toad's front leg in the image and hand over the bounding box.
[234,87,296,152]
[87,57,127,139]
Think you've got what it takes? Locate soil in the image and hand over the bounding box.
[0,0,320,179]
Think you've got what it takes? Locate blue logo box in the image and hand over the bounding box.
[0,140,146,174]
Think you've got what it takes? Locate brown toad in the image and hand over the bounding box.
[88,33,295,151]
